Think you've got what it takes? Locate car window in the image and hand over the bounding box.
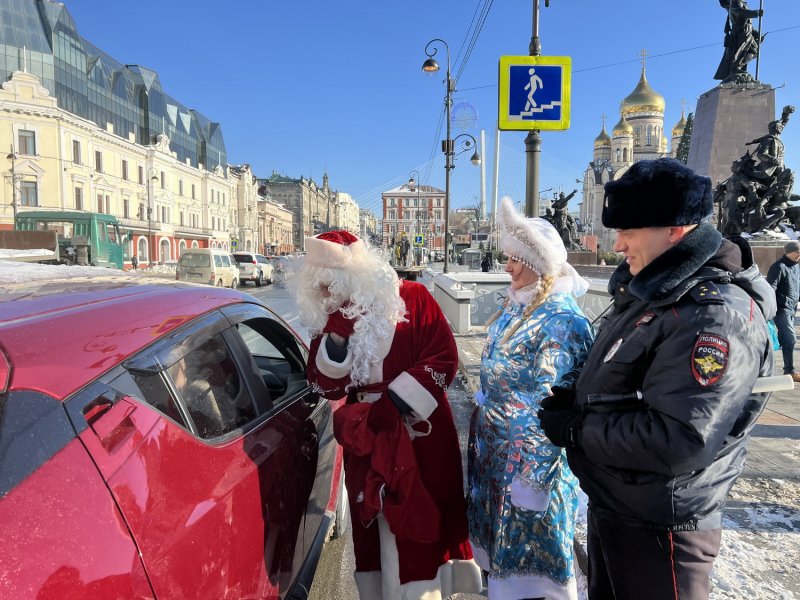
[214,254,222,267]
[180,253,210,268]
[229,316,308,404]
[167,333,256,439]
[256,256,268,264]
[232,254,248,264]
[127,370,187,426]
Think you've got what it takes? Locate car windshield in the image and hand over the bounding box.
[179,253,210,268]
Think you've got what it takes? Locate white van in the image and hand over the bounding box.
[176,248,239,288]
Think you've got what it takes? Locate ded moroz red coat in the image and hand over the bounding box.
[307,280,481,600]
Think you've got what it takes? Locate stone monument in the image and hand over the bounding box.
[544,190,595,264]
[687,0,775,188]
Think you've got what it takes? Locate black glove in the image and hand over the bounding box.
[541,385,576,410]
[538,386,582,448]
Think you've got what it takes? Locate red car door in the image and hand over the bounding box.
[67,314,315,599]
[220,304,334,573]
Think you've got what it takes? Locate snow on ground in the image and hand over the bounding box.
[0,248,56,259]
[0,260,182,284]
[0,259,122,283]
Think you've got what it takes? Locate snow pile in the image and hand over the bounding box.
[0,259,123,283]
[0,248,54,259]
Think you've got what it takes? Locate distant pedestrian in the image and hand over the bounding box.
[467,198,593,599]
[767,240,800,382]
[131,254,138,270]
[480,252,491,272]
[539,159,775,599]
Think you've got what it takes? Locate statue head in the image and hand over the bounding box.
[768,120,784,135]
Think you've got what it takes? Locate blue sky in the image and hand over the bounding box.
[63,0,799,218]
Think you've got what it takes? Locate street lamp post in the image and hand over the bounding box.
[421,41,481,273]
[6,150,18,225]
[408,169,422,266]
[145,168,159,267]
[422,39,453,273]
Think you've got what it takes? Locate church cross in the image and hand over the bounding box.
[638,48,650,70]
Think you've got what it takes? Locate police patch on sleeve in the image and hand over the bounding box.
[691,333,729,386]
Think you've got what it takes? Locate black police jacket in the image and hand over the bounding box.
[569,224,776,530]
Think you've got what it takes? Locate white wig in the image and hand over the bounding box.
[294,234,407,387]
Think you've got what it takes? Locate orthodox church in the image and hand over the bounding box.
[580,62,688,252]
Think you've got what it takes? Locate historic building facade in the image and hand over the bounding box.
[259,172,343,251]
[1,0,356,265]
[580,65,687,252]
[381,183,446,256]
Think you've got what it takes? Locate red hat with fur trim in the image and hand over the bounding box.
[304,230,366,268]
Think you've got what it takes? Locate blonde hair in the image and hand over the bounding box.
[487,274,556,343]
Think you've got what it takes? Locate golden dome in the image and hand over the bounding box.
[612,113,633,137]
[620,68,665,116]
[594,125,611,149]
[672,110,687,137]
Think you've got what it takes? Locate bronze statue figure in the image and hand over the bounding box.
[714,0,764,84]
[718,106,798,236]
[546,189,586,250]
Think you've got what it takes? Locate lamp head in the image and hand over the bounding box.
[422,58,439,73]
[470,151,481,166]
[7,153,16,161]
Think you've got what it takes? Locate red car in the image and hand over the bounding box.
[0,272,346,599]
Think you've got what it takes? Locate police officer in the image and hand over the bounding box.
[538,158,776,599]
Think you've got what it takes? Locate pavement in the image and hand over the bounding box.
[452,316,800,596]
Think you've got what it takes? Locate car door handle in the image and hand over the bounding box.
[83,397,137,451]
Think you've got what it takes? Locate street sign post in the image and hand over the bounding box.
[498,55,571,131]
[413,234,424,247]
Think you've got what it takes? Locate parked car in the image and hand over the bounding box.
[176,247,239,288]
[0,269,346,599]
[233,252,274,287]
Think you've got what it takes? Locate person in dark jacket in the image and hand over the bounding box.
[767,240,800,382]
[480,252,491,272]
[538,158,776,600]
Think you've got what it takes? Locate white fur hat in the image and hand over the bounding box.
[498,196,567,276]
[304,230,366,269]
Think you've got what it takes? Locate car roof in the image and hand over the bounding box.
[0,274,250,399]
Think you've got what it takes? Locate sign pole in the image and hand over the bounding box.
[526,0,543,218]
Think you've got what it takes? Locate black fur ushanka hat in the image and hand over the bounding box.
[602,158,713,229]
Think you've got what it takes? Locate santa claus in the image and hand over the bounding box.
[295,231,482,600]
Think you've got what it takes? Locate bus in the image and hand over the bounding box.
[14,210,126,269]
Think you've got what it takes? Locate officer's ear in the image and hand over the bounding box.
[668,224,696,244]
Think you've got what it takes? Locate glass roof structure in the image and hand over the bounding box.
[0,0,226,171]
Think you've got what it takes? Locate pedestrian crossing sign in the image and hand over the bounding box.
[413,235,424,246]
[498,55,571,131]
